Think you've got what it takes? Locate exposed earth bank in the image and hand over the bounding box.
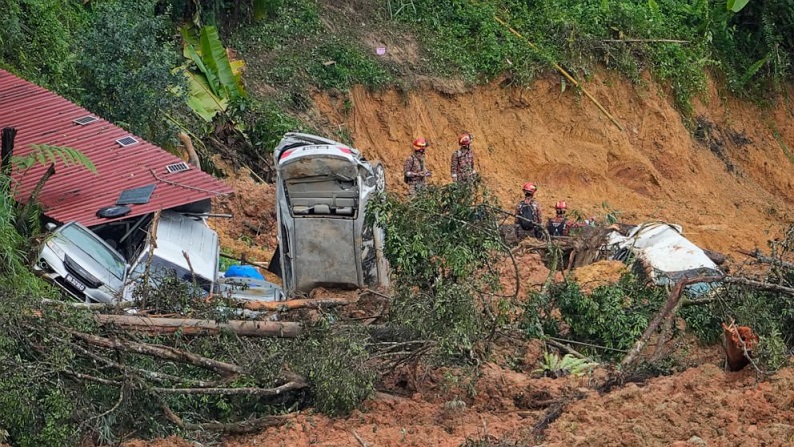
[163,71,794,446]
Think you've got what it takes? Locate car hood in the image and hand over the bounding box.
[48,236,127,291]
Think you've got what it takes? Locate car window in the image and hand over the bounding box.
[59,225,126,280]
[132,253,213,294]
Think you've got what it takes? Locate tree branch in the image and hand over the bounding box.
[70,330,246,376]
[161,401,293,434]
[621,275,724,370]
[152,380,307,396]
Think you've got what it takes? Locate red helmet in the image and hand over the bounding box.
[412,138,429,151]
[458,132,473,146]
[555,201,567,212]
[522,182,537,194]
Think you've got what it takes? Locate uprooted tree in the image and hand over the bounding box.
[2,170,792,446]
[0,179,525,446]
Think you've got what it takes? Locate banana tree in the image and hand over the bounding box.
[727,0,750,12]
[176,25,246,122]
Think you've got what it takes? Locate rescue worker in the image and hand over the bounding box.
[515,182,543,238]
[450,132,476,182]
[403,137,432,194]
[546,201,586,237]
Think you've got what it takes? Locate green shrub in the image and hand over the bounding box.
[369,181,509,358]
[77,0,185,146]
[0,0,87,96]
[525,273,667,360]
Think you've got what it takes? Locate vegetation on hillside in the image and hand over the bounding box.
[2,0,793,163]
[1,0,794,444]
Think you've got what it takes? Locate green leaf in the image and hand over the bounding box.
[183,69,229,122]
[727,0,750,12]
[199,26,245,99]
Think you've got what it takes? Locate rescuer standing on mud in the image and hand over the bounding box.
[403,137,432,194]
[515,182,543,239]
[450,132,476,183]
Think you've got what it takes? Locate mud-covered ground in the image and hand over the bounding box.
[124,63,794,446]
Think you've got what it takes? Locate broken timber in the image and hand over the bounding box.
[96,314,302,337]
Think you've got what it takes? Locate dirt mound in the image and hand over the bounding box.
[210,161,278,264]
[312,71,794,257]
[573,260,627,294]
[544,362,794,446]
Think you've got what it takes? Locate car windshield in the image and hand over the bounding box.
[59,224,126,280]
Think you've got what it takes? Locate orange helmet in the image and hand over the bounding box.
[458,132,473,146]
[555,201,567,212]
[412,138,429,151]
[522,182,537,194]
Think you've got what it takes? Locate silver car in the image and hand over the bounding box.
[35,222,128,304]
[270,132,390,295]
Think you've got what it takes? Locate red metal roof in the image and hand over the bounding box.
[0,69,233,227]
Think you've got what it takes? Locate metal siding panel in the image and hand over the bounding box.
[0,69,233,226]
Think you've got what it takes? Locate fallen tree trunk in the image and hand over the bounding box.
[95,314,303,337]
[239,296,357,311]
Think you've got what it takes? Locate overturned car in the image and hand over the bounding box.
[269,132,390,295]
[607,221,723,294]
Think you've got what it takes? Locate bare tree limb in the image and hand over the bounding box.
[621,275,724,370]
[724,276,794,296]
[602,38,689,43]
[68,338,221,387]
[738,248,794,270]
[161,401,293,434]
[152,380,307,396]
[95,314,303,337]
[70,330,247,376]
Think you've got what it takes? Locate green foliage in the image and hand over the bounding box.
[231,97,307,156]
[756,330,789,373]
[526,274,667,360]
[77,0,185,146]
[178,25,247,122]
[307,39,394,91]
[11,144,97,174]
[0,0,87,95]
[728,0,751,12]
[392,0,793,111]
[368,181,509,357]
[533,352,598,378]
[679,301,723,344]
[289,324,375,416]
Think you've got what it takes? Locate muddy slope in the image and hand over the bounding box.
[310,71,794,256]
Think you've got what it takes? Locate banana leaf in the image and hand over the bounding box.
[199,26,245,99]
[727,0,750,12]
[183,67,229,122]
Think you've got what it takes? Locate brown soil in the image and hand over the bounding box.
[312,71,794,258]
[160,69,794,446]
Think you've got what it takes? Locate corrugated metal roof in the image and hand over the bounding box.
[0,69,233,227]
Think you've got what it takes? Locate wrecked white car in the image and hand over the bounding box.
[607,221,722,293]
[269,132,389,295]
[35,221,128,304]
[37,211,283,304]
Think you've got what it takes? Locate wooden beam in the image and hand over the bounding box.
[95,314,302,337]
